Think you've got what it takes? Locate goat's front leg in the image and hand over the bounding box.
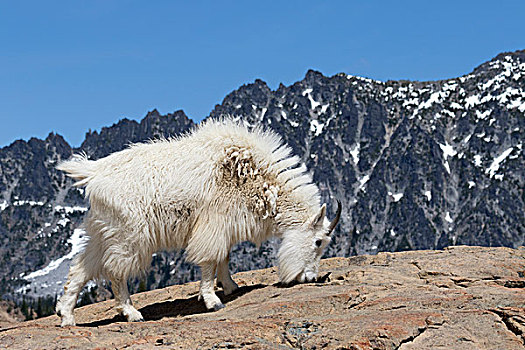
[112,277,144,322]
[217,257,238,295]
[199,262,224,311]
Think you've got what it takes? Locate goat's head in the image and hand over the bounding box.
[278,200,341,284]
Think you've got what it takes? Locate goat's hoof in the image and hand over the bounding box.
[125,310,144,322]
[213,303,225,311]
[60,315,76,327]
[223,284,239,296]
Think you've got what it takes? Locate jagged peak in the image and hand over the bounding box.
[305,69,325,81]
[44,132,67,144]
[146,108,161,117]
[145,109,191,122]
[0,132,69,151]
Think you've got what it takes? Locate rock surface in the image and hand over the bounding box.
[1,246,524,349]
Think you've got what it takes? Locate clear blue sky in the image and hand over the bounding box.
[1,1,523,147]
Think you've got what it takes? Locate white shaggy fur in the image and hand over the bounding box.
[55,119,338,326]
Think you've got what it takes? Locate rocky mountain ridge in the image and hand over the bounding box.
[0,50,523,308]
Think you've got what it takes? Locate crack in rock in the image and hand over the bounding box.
[490,309,525,345]
[496,280,525,289]
[395,325,428,349]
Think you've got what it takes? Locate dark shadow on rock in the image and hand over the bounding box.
[77,314,127,327]
[274,272,332,288]
[78,284,266,327]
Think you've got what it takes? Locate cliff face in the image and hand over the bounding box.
[1,246,523,349]
[212,51,525,256]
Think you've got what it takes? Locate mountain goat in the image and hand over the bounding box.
[56,119,341,326]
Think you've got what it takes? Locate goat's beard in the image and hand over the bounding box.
[278,233,313,284]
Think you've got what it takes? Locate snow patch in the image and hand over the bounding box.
[303,88,322,110]
[442,109,455,118]
[389,192,404,202]
[507,98,525,111]
[439,142,457,160]
[420,91,446,109]
[23,229,88,280]
[443,161,451,174]
[439,142,456,175]
[465,95,481,108]
[259,107,267,120]
[310,119,325,136]
[54,205,88,214]
[475,110,491,120]
[473,155,482,167]
[486,147,513,178]
[13,200,45,207]
[57,218,70,227]
[449,102,463,110]
[476,131,486,138]
[359,175,370,190]
[350,144,360,164]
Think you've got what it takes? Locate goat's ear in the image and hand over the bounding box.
[309,204,326,230]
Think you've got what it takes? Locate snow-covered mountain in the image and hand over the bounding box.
[0,50,523,306]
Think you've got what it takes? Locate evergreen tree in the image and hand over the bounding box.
[36,297,42,318]
[20,297,29,320]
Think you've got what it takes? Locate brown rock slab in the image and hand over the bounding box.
[1,246,524,349]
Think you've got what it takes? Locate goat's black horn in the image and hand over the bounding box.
[328,200,341,233]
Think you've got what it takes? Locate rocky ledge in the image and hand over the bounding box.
[0,246,524,349]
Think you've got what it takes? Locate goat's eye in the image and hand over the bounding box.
[315,239,323,247]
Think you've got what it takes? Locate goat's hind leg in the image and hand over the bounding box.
[112,277,144,322]
[217,257,238,295]
[56,258,90,326]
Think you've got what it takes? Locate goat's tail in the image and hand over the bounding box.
[57,152,96,187]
